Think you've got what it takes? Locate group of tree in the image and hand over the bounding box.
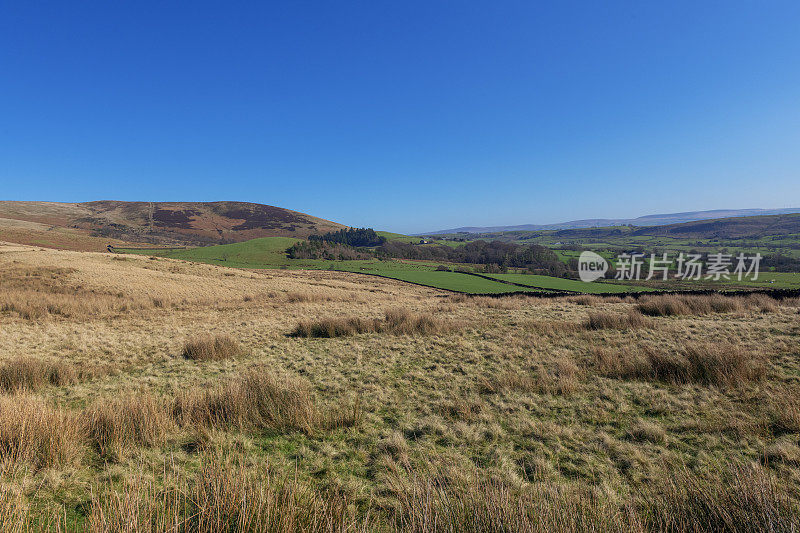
[309,227,386,247]
[298,228,570,276]
[286,240,372,261]
[376,240,567,277]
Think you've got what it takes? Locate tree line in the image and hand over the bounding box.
[309,228,387,247]
[290,230,569,277]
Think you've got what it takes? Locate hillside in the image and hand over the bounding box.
[633,213,800,239]
[435,213,800,243]
[424,208,800,234]
[0,200,345,247]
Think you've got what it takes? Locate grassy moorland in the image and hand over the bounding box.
[1,242,800,530]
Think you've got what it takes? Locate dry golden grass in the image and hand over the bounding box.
[85,394,174,461]
[2,243,800,528]
[292,309,451,338]
[593,342,766,386]
[395,462,798,532]
[182,334,242,361]
[586,309,651,330]
[173,369,317,434]
[636,293,781,317]
[0,395,84,470]
[87,456,366,533]
[0,357,85,391]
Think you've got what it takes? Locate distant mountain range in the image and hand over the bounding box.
[421,208,800,235]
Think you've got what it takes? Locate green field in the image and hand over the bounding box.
[118,236,800,295]
[117,237,302,267]
[338,269,545,294]
[484,273,646,293]
[708,272,800,290]
[116,239,547,294]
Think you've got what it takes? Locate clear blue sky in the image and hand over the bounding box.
[2,1,799,234]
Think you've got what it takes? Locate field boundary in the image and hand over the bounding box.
[459,271,580,294]
[460,287,800,299]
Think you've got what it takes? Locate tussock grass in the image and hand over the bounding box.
[320,394,363,430]
[637,293,780,317]
[291,317,382,338]
[397,478,645,532]
[292,309,450,338]
[641,464,798,532]
[450,295,539,309]
[524,320,583,336]
[0,357,84,392]
[593,342,765,386]
[182,334,242,361]
[88,455,364,533]
[173,369,316,434]
[479,357,580,396]
[85,394,174,461]
[383,308,448,335]
[767,392,800,436]
[627,419,666,444]
[565,294,604,306]
[0,288,174,320]
[284,291,332,303]
[396,463,798,533]
[0,489,27,533]
[586,310,650,330]
[0,395,83,470]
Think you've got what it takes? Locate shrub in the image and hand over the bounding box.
[182,335,241,361]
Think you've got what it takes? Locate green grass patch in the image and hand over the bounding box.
[485,273,647,293]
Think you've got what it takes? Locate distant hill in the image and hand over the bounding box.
[422,208,800,235]
[475,213,800,242]
[632,213,800,239]
[0,201,345,246]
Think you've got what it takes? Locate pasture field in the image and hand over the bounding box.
[116,238,652,294]
[1,242,800,530]
[484,273,646,293]
[117,239,548,294]
[340,269,546,294]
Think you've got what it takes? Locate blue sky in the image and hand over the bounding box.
[2,1,799,234]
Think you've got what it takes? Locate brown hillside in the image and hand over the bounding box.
[0,201,346,247]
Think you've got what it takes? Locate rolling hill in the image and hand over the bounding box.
[0,200,345,247]
[423,208,800,234]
